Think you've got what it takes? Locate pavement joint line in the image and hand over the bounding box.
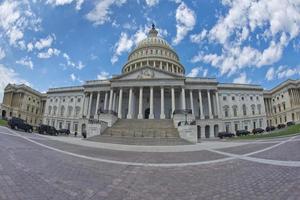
[205,136,300,167]
[1,126,300,168]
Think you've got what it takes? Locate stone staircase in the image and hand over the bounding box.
[88,119,191,145]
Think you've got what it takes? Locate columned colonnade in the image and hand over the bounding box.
[84,87,221,120]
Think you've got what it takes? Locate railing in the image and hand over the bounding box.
[177,120,196,127]
[99,110,117,116]
[173,109,192,115]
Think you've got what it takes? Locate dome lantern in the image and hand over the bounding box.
[149,23,158,37]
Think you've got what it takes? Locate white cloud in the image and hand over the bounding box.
[0,48,5,60]
[190,29,207,44]
[111,32,133,64]
[70,73,76,81]
[16,56,34,70]
[0,0,41,46]
[266,65,300,81]
[0,64,30,102]
[233,72,251,84]
[63,53,85,69]
[145,0,159,7]
[97,71,110,80]
[187,67,208,77]
[266,67,275,81]
[86,0,127,26]
[35,35,55,50]
[37,48,60,59]
[173,2,196,45]
[192,0,300,77]
[46,0,85,10]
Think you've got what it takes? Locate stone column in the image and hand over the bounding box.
[160,61,163,70]
[104,92,108,110]
[138,87,143,119]
[215,91,220,118]
[112,92,116,111]
[207,90,213,119]
[87,92,93,118]
[198,90,204,119]
[108,89,113,110]
[94,92,100,118]
[171,87,175,118]
[160,87,165,119]
[189,90,194,115]
[149,87,154,119]
[83,93,88,117]
[181,87,186,110]
[127,88,133,119]
[118,89,123,118]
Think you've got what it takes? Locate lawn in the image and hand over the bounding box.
[230,124,300,140]
[0,119,8,127]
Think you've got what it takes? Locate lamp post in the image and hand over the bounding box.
[97,109,101,121]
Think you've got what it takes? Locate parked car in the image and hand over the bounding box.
[218,132,235,139]
[277,124,286,129]
[38,124,58,136]
[236,130,250,136]
[286,121,295,126]
[8,117,33,133]
[252,128,265,134]
[266,126,276,132]
[58,129,70,135]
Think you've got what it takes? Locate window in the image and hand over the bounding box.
[283,103,286,110]
[70,98,73,102]
[281,94,284,98]
[60,106,65,116]
[259,120,262,128]
[256,96,259,100]
[232,96,235,101]
[241,97,244,101]
[53,106,57,115]
[223,96,227,101]
[77,98,81,102]
[48,106,52,115]
[27,105,29,111]
[257,104,261,115]
[251,105,255,115]
[224,106,229,117]
[233,106,237,117]
[75,106,81,116]
[243,104,247,116]
[274,107,276,113]
[250,96,253,101]
[278,104,281,112]
[68,106,73,117]
[235,124,239,131]
[285,116,287,122]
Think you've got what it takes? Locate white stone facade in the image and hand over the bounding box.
[39,26,297,139]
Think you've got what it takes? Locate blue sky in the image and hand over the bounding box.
[0,0,300,101]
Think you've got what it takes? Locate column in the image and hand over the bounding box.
[87,92,93,118]
[108,89,113,110]
[207,90,213,119]
[215,91,220,118]
[138,87,143,119]
[94,92,100,118]
[189,90,194,115]
[112,92,116,111]
[160,87,165,119]
[198,90,204,119]
[118,89,123,118]
[127,88,133,119]
[160,61,163,70]
[181,87,186,110]
[171,87,175,118]
[83,93,89,117]
[149,87,154,119]
[104,92,108,110]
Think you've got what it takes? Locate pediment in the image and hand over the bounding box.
[112,66,182,81]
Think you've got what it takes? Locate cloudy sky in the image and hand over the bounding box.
[0,0,300,101]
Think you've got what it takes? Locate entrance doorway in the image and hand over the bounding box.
[144,108,150,119]
[197,125,201,139]
[1,110,6,119]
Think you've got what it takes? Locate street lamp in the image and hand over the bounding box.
[97,109,101,121]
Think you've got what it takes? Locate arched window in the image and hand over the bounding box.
[75,106,81,117]
[53,106,57,115]
[243,104,247,116]
[278,104,281,112]
[232,105,238,117]
[224,106,229,118]
[68,106,73,117]
[48,106,52,115]
[60,106,65,117]
[251,104,255,115]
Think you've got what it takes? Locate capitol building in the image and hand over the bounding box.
[1,25,300,143]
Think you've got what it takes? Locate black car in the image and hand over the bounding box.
[266,126,276,132]
[252,128,264,134]
[277,124,286,129]
[218,132,235,139]
[58,129,70,135]
[38,124,58,136]
[8,117,33,133]
[286,121,295,126]
[236,130,250,136]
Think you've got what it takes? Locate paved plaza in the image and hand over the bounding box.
[0,126,300,200]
